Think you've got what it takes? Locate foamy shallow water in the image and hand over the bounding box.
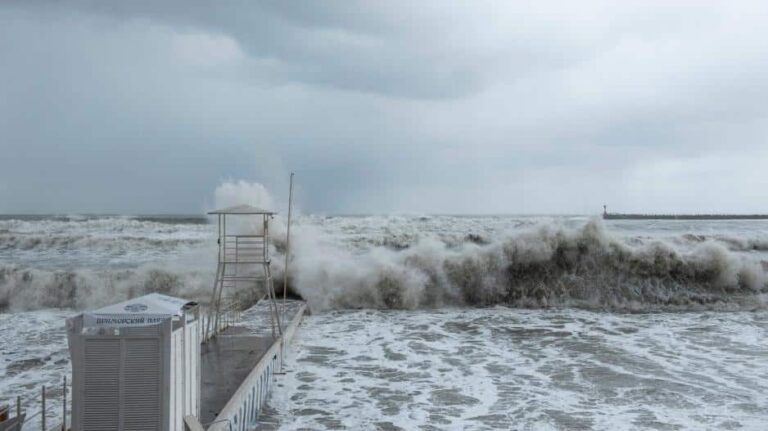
[263,308,768,430]
[0,310,72,428]
[4,308,767,430]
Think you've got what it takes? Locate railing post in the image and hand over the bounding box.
[41,385,46,431]
[16,396,21,418]
[62,376,67,431]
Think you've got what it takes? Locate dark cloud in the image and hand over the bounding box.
[12,0,484,99]
[1,1,768,214]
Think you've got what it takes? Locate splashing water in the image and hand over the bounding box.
[2,213,768,313]
[2,182,768,430]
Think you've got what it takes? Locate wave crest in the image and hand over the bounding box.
[0,265,215,311]
[3,217,766,313]
[292,219,768,312]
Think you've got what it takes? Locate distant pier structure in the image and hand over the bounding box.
[602,205,768,220]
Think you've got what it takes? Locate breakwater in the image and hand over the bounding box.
[603,213,768,220]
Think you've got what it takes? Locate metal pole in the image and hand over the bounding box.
[206,214,223,341]
[283,172,294,315]
[16,396,20,418]
[214,214,227,334]
[62,376,66,431]
[41,385,45,431]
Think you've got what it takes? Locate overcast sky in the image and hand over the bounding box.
[2,1,768,214]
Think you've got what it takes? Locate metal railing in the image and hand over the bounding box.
[206,302,306,431]
[201,297,243,343]
[222,235,269,264]
[1,378,69,431]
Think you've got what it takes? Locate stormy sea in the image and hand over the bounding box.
[1,213,767,430]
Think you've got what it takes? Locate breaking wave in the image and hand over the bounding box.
[2,217,768,313]
[713,236,768,252]
[2,215,767,313]
[291,219,768,312]
[0,216,212,263]
[0,265,216,311]
[2,180,767,313]
[0,234,203,252]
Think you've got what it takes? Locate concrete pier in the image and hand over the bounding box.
[200,299,306,430]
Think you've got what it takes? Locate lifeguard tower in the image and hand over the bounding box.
[205,205,282,340]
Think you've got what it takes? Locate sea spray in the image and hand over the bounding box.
[0,265,216,311]
[2,215,767,312]
[2,181,767,312]
[290,219,768,312]
[212,180,286,235]
[2,215,768,312]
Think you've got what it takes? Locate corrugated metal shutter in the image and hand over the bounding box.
[123,338,161,431]
[83,339,121,431]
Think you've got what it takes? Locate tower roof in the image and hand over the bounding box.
[207,204,276,215]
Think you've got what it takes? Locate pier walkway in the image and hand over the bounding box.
[200,299,306,429]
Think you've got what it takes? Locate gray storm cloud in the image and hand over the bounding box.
[1,0,767,214]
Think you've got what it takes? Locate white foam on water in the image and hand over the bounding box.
[0,309,73,429]
[2,190,768,430]
[266,308,768,430]
[3,210,768,312]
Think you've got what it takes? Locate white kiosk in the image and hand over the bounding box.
[66,293,200,431]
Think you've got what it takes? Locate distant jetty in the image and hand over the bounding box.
[601,206,768,220]
[603,213,768,220]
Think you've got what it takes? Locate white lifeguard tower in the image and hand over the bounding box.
[205,205,282,340]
